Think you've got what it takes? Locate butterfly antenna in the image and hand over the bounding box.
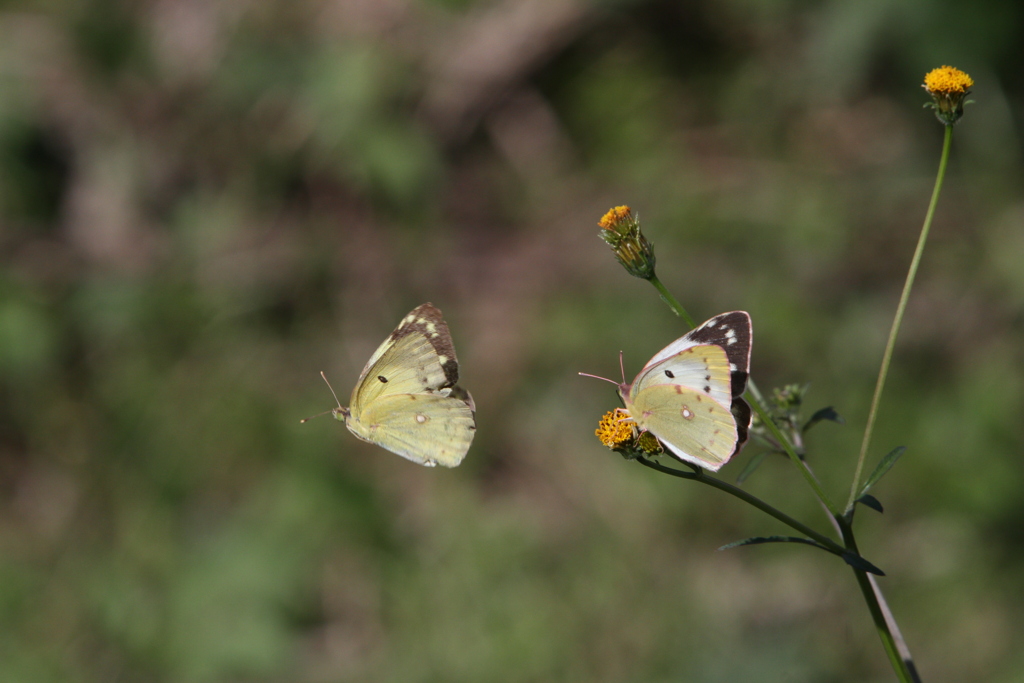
[299,371,345,424]
[320,371,343,408]
[618,350,626,384]
[299,409,332,424]
[577,371,619,386]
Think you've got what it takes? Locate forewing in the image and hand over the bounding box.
[647,311,752,397]
[349,303,460,411]
[633,344,733,409]
[627,384,738,471]
[346,392,476,467]
[350,332,448,410]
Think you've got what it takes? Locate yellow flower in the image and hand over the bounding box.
[597,206,657,280]
[598,206,634,231]
[922,66,973,126]
[596,408,635,448]
[595,409,663,458]
[923,66,974,95]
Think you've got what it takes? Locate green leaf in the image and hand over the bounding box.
[860,446,906,497]
[857,493,883,514]
[802,406,844,433]
[735,451,767,485]
[721,538,886,575]
[842,552,886,576]
[719,536,826,551]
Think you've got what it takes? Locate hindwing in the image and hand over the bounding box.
[625,383,737,471]
[346,392,475,467]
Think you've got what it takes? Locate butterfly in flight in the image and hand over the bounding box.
[304,303,476,467]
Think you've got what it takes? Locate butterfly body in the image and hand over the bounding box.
[617,312,752,471]
[322,303,476,467]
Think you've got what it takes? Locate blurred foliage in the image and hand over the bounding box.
[1,0,1023,681]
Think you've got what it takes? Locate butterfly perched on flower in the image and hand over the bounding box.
[585,311,752,471]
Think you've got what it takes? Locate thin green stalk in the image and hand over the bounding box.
[649,274,696,328]
[847,124,953,509]
[811,466,919,681]
[636,456,845,556]
[851,566,915,682]
[838,518,919,683]
[868,574,922,683]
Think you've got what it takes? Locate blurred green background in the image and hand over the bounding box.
[1,0,1022,681]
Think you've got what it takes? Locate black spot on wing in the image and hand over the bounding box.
[377,375,388,383]
[664,370,675,378]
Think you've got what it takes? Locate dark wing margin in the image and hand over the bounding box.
[686,311,753,459]
[731,396,752,456]
[685,311,752,398]
[389,303,461,388]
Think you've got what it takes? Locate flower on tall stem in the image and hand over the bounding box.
[923,65,973,126]
[597,206,657,280]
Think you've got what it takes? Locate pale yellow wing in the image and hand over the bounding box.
[625,383,738,471]
[633,344,733,409]
[349,331,451,412]
[346,392,476,467]
[349,303,461,413]
[341,303,476,466]
[646,311,752,398]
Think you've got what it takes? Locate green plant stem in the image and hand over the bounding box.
[649,274,696,328]
[838,518,919,682]
[868,574,922,683]
[635,456,846,557]
[847,124,953,509]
